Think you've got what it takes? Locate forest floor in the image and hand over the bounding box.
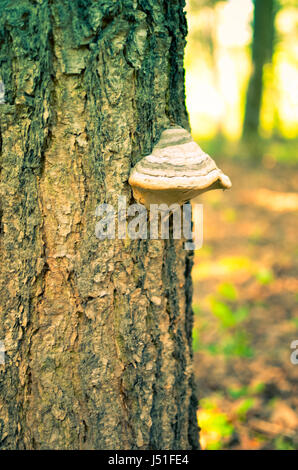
[192,157,298,450]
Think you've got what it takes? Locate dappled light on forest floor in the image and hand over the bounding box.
[192,160,298,450]
[185,0,298,450]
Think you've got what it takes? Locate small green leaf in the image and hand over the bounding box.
[236,398,255,420]
[192,328,200,352]
[222,331,254,358]
[217,282,238,301]
[227,385,249,400]
[255,268,274,285]
[210,298,236,328]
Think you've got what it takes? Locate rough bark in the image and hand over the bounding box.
[0,0,199,449]
[243,0,276,138]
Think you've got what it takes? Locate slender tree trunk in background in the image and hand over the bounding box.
[243,0,276,139]
[0,0,199,450]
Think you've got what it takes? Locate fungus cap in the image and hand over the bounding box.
[129,126,231,207]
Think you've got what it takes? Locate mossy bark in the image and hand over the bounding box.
[0,0,199,449]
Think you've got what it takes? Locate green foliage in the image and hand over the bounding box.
[195,279,252,357]
[255,267,274,285]
[228,382,265,400]
[210,298,237,328]
[274,436,296,450]
[235,398,255,420]
[228,385,249,400]
[192,303,201,316]
[221,330,254,358]
[250,381,265,394]
[198,398,234,450]
[210,298,249,329]
[192,327,200,352]
[217,282,238,301]
[203,330,253,358]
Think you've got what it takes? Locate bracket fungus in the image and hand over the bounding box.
[129,126,231,208]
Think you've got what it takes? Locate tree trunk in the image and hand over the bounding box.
[243,0,275,138]
[0,0,199,450]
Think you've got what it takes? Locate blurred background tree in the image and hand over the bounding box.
[243,0,277,140]
[185,0,298,161]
